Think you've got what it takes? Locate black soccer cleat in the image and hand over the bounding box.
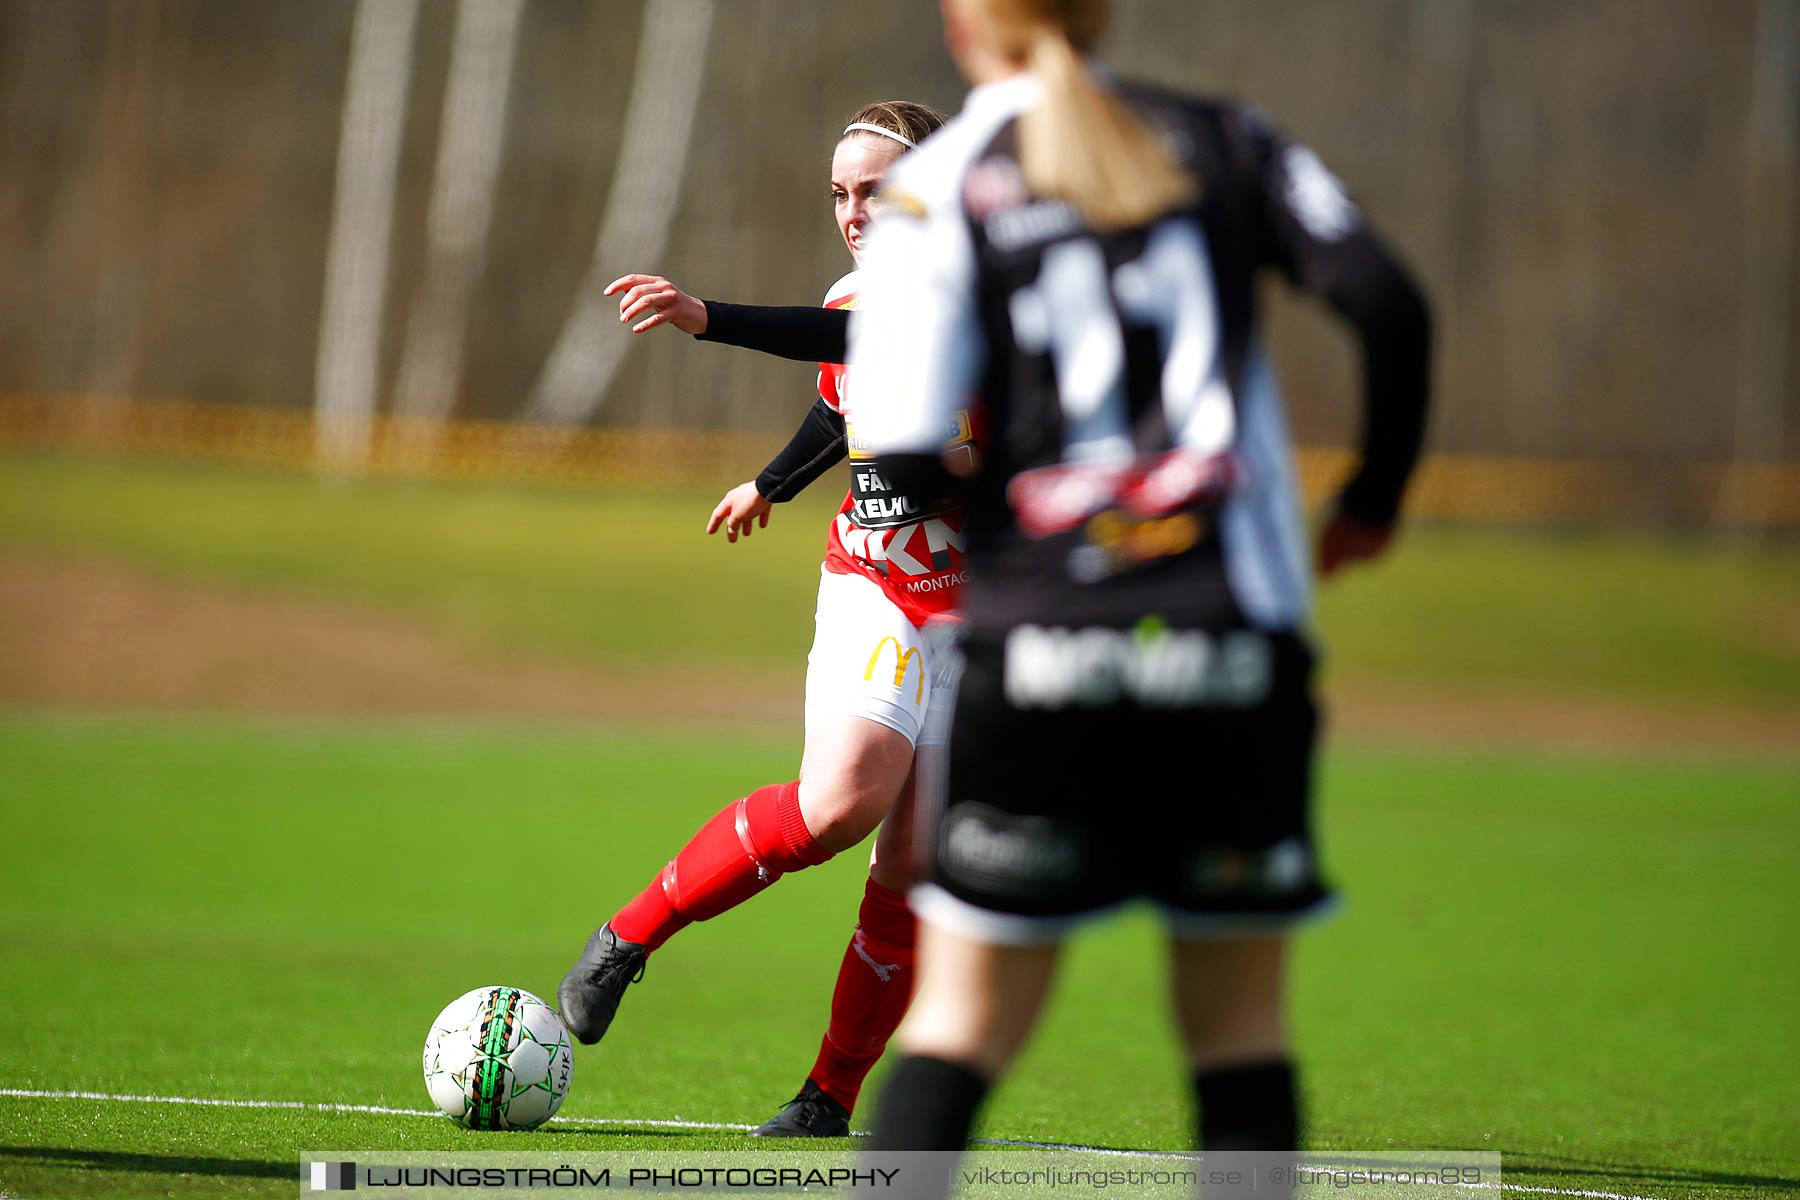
[749,1079,852,1138]
[557,924,649,1046]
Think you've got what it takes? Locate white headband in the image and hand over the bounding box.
[843,122,917,150]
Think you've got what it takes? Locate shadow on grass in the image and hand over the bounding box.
[0,1143,292,1179]
[1504,1152,1800,1195]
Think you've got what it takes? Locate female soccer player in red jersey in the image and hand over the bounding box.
[558,101,966,1138]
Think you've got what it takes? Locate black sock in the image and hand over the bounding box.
[864,1055,990,1151]
[1194,1058,1299,1150]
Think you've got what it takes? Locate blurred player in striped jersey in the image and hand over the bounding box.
[848,0,1431,1179]
[559,102,964,1137]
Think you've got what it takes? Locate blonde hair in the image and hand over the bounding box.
[958,0,1197,231]
[839,100,948,151]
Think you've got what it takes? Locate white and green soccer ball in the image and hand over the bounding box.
[422,986,573,1130]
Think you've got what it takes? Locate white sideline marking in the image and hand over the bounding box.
[1457,1190,1678,1200]
[0,1088,1679,1199]
[0,1088,754,1130]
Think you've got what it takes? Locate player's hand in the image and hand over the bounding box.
[604,273,708,335]
[706,481,772,543]
[1316,511,1393,578]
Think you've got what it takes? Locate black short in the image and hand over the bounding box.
[915,626,1333,943]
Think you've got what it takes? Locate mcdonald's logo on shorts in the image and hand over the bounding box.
[865,636,925,704]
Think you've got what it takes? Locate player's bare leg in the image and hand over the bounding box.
[795,715,916,853]
[892,920,1059,1076]
[1170,933,1288,1070]
[863,922,1061,1151]
[1171,933,1298,1186]
[866,757,923,889]
[755,757,925,1137]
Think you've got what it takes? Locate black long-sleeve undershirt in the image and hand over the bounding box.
[1232,102,1432,529]
[755,398,847,502]
[1314,243,1433,528]
[696,301,850,364]
[686,299,853,501]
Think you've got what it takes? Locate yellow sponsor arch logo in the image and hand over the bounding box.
[865,636,925,704]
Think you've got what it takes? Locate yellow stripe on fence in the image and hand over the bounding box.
[0,395,778,491]
[1,395,1795,527]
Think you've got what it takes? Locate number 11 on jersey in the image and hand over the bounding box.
[1007,219,1235,465]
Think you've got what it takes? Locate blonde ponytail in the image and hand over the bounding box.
[964,0,1197,232]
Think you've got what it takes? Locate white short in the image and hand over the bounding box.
[803,567,959,747]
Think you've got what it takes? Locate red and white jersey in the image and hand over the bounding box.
[817,271,975,627]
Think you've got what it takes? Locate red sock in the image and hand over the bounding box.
[610,781,829,952]
[808,878,918,1113]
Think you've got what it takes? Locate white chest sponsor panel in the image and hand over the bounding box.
[1003,623,1273,709]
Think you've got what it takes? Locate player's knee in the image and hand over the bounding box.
[866,842,918,891]
[797,773,896,852]
[797,719,916,852]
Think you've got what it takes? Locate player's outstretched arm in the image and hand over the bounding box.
[706,481,772,544]
[700,302,849,363]
[604,272,852,363]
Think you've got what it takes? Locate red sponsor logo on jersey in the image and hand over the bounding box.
[826,511,969,626]
[1007,448,1241,539]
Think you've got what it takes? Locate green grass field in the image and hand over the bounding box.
[2,453,1797,1199]
[1,719,1795,1199]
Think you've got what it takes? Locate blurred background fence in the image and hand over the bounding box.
[2,0,1796,527]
